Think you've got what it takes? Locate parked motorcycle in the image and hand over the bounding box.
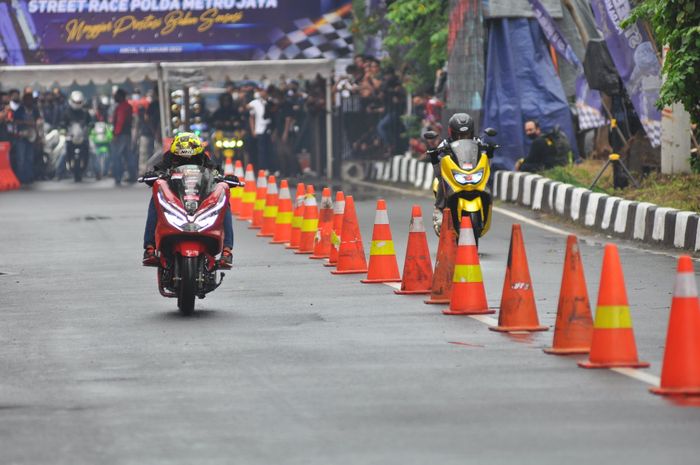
[426,128,499,246]
[139,165,243,314]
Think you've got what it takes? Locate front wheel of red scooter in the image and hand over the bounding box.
[178,256,197,315]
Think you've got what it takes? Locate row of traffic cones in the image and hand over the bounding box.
[229,160,700,397]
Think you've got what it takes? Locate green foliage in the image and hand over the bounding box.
[623,0,700,124]
[352,0,449,92]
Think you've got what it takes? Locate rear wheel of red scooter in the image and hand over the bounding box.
[178,256,197,315]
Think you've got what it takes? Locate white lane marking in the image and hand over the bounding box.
[383,282,402,290]
[611,368,660,386]
[469,315,498,326]
[492,206,571,236]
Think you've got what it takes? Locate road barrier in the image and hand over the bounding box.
[0,142,20,192]
[424,208,457,305]
[544,235,594,355]
[395,205,433,295]
[361,199,402,284]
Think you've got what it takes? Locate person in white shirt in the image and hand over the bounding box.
[247,88,273,171]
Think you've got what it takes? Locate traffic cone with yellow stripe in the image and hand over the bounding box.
[325,191,345,268]
[544,235,593,355]
[295,186,318,254]
[650,256,700,396]
[271,180,293,244]
[286,183,306,250]
[443,216,493,314]
[578,244,649,369]
[395,205,433,295]
[258,175,279,237]
[310,187,334,259]
[230,160,244,216]
[425,208,458,305]
[250,170,267,229]
[238,163,256,221]
[361,199,401,284]
[490,224,548,332]
[332,195,368,275]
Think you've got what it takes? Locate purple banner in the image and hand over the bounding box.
[527,0,580,69]
[589,0,662,146]
[0,0,353,65]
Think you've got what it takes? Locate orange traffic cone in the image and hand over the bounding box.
[250,170,267,229]
[490,224,548,332]
[443,216,493,315]
[0,142,20,191]
[295,186,318,254]
[544,235,593,354]
[286,183,306,250]
[238,163,256,221]
[395,205,433,295]
[310,187,334,259]
[578,244,649,369]
[224,156,234,175]
[361,199,401,283]
[271,180,293,244]
[325,191,345,268]
[230,160,244,216]
[258,175,279,237]
[425,208,458,305]
[650,256,700,396]
[332,195,368,275]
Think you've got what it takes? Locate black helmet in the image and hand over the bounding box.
[448,113,474,140]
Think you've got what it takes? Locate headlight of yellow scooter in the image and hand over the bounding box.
[453,169,484,185]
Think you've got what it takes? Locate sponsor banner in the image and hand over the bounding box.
[0,0,352,64]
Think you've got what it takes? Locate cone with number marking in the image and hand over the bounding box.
[544,235,593,354]
[650,256,700,396]
[395,205,433,295]
[490,224,548,332]
[271,180,293,244]
[230,160,245,216]
[325,191,345,267]
[295,186,318,254]
[310,187,334,259]
[258,175,279,237]
[250,170,267,229]
[332,195,368,275]
[238,163,256,221]
[443,216,493,314]
[361,199,401,283]
[286,183,306,250]
[578,244,649,369]
[425,208,458,304]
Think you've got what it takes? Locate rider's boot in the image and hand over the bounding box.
[218,247,233,269]
[142,245,159,267]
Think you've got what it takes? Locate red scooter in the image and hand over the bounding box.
[140,165,243,314]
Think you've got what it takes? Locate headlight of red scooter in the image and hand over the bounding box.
[192,191,228,231]
[158,190,189,231]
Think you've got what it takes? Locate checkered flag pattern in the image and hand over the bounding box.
[643,119,662,148]
[576,100,606,131]
[253,6,354,60]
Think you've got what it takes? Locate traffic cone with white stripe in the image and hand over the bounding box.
[443,216,493,314]
[325,191,345,267]
[361,199,401,283]
[238,163,256,221]
[295,186,318,254]
[332,195,368,275]
[578,244,649,368]
[271,180,293,244]
[544,235,593,354]
[258,175,279,237]
[250,170,267,229]
[286,183,306,250]
[650,256,700,396]
[395,205,433,295]
[230,160,244,216]
[224,156,235,175]
[310,187,334,259]
[490,224,548,332]
[425,208,458,305]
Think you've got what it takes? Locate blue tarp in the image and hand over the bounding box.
[482,18,577,170]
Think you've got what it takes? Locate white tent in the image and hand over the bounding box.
[0,63,160,88]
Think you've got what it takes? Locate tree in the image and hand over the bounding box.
[624,0,700,124]
[352,0,449,92]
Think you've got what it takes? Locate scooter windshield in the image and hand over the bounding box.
[168,165,215,214]
[450,139,480,170]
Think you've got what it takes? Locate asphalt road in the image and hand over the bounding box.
[1,179,699,464]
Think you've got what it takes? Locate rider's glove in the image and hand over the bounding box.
[142,170,159,186]
[224,174,240,183]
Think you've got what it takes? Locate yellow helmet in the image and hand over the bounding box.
[170,132,204,158]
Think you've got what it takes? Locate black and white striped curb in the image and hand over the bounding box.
[345,154,700,252]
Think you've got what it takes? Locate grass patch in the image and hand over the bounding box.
[542,160,700,212]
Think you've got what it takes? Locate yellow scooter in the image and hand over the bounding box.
[425,128,498,246]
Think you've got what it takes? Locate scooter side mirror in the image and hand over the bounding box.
[423,130,438,140]
[484,127,498,137]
